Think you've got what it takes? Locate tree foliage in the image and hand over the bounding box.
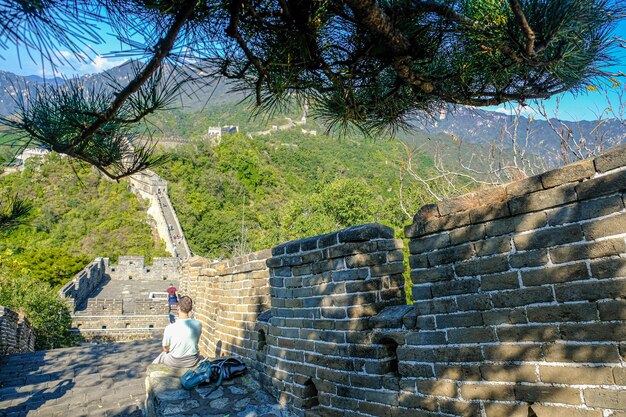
[156,129,433,258]
[0,0,622,178]
[0,154,168,287]
[0,252,74,350]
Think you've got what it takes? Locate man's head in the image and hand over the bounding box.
[169,283,174,287]
[178,296,193,314]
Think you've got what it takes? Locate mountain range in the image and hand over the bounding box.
[1,63,625,156]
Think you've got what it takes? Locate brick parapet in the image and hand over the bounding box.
[404,144,626,416]
[0,306,35,355]
[58,257,108,312]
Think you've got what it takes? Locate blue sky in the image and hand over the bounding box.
[0,14,625,122]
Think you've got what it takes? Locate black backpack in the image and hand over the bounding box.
[180,357,247,389]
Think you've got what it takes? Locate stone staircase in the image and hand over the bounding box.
[0,338,161,417]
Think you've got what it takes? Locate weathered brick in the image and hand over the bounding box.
[427,244,475,266]
[507,175,543,197]
[431,278,480,297]
[593,143,626,173]
[331,268,369,282]
[530,404,603,417]
[584,388,626,408]
[541,159,595,188]
[397,363,435,378]
[482,343,543,361]
[481,271,519,291]
[484,403,527,417]
[455,254,509,277]
[547,194,625,226]
[459,383,515,400]
[556,278,626,302]
[434,364,481,381]
[591,257,626,279]
[474,236,512,257]
[485,211,547,237]
[447,327,496,344]
[560,322,626,341]
[550,238,626,264]
[403,331,447,346]
[328,241,378,258]
[449,224,486,245]
[480,364,538,382]
[509,249,549,268]
[413,298,457,315]
[509,184,577,215]
[413,203,440,222]
[338,223,394,242]
[613,367,626,385]
[416,380,457,397]
[456,293,492,311]
[469,201,511,223]
[438,399,481,417]
[410,266,454,284]
[497,325,559,342]
[539,366,614,385]
[599,300,626,320]
[526,303,598,323]
[371,262,405,277]
[403,346,483,363]
[583,212,626,240]
[345,252,387,268]
[408,233,451,254]
[515,385,582,405]
[405,211,471,238]
[513,224,584,251]
[482,308,527,325]
[408,254,429,269]
[411,284,432,301]
[397,392,438,410]
[521,262,589,286]
[543,342,621,363]
[435,312,483,329]
[491,287,553,308]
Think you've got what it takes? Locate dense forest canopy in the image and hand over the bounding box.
[0,0,622,180]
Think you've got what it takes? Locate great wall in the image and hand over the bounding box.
[2,143,626,417]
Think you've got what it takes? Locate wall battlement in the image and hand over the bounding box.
[61,256,180,342]
[0,306,35,355]
[181,144,626,417]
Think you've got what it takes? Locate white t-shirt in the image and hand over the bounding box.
[162,318,202,358]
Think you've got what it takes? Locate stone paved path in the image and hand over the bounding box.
[0,338,160,417]
[1,339,296,417]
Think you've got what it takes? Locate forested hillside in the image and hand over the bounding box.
[0,155,168,287]
[156,130,437,259]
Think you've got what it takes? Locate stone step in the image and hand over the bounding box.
[0,338,161,417]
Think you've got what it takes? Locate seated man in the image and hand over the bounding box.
[152,296,203,368]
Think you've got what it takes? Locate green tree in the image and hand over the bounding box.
[0,251,74,350]
[0,0,622,178]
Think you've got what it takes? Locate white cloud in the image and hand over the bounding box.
[38,51,127,77]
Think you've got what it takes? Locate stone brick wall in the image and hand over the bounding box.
[59,258,108,312]
[0,306,35,355]
[179,144,626,417]
[403,144,626,417]
[108,256,180,281]
[181,250,273,360]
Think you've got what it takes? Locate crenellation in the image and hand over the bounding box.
[0,306,35,355]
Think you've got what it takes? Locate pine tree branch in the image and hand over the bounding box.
[344,0,434,94]
[66,0,196,153]
[508,0,537,58]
